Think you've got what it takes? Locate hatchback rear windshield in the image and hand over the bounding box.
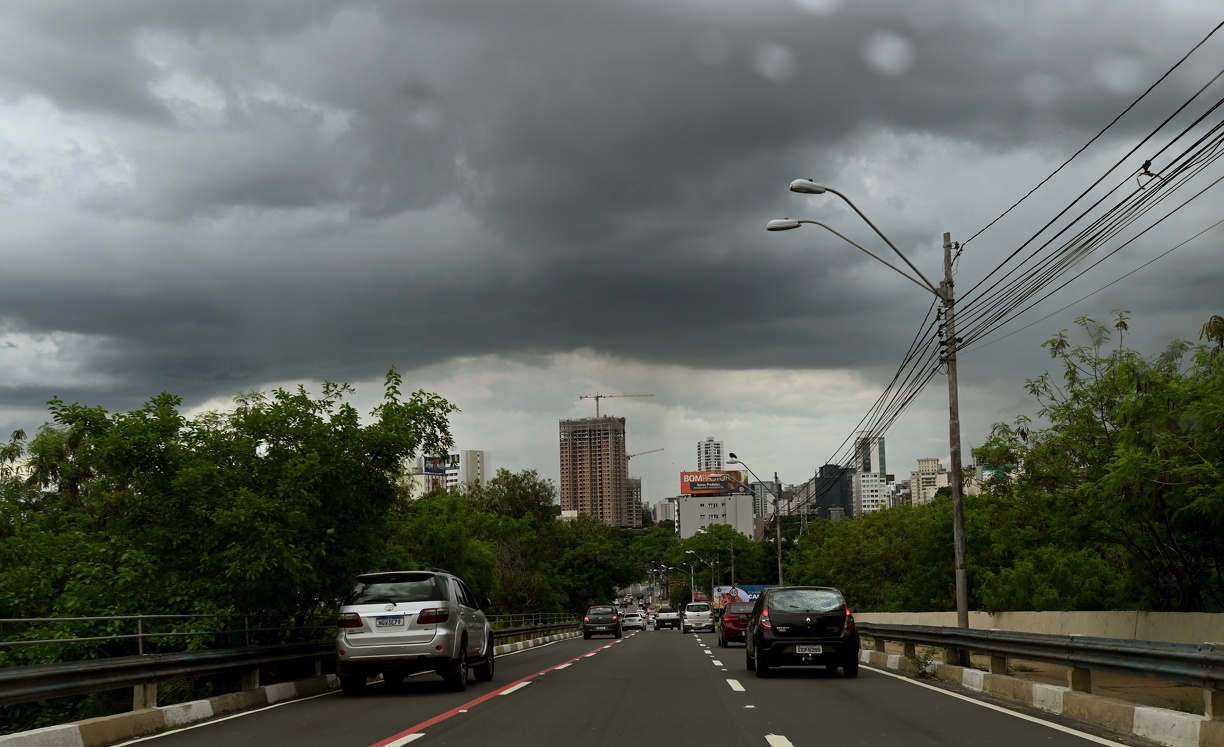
[348,574,446,604]
[768,589,844,613]
[588,606,615,614]
[686,603,710,612]
[727,603,756,613]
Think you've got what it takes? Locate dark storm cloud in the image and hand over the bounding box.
[0,0,1221,429]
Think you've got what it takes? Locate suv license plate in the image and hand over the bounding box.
[795,645,823,654]
[376,616,404,627]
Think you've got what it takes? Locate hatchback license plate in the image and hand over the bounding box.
[376,616,404,627]
[795,645,823,654]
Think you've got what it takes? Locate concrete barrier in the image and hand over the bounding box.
[861,647,1221,747]
[855,610,1223,645]
[3,631,579,747]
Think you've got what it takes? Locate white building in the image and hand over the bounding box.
[675,493,755,539]
[910,457,949,505]
[655,497,677,525]
[696,437,724,472]
[851,432,888,516]
[405,449,489,497]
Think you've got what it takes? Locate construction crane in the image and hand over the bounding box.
[579,392,653,417]
[627,448,664,461]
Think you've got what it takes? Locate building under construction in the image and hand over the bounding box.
[559,416,640,528]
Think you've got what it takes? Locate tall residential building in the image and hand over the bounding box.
[748,481,775,519]
[910,457,949,505]
[852,432,888,516]
[627,477,643,529]
[675,493,755,539]
[559,417,632,527]
[696,437,724,471]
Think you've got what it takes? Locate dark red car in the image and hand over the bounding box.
[717,602,756,647]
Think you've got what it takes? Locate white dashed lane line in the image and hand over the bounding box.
[765,735,795,747]
[712,660,723,666]
[726,679,745,692]
[500,682,530,696]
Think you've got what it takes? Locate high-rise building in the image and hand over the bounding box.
[910,457,949,505]
[852,432,888,516]
[792,464,855,520]
[559,417,633,527]
[627,477,643,529]
[696,437,724,471]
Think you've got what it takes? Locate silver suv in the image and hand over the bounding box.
[335,570,494,694]
[681,601,715,633]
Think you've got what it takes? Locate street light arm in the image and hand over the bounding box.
[803,221,937,297]
[789,181,941,295]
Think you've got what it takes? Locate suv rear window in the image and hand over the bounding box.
[349,573,446,604]
[686,603,710,612]
[768,589,843,612]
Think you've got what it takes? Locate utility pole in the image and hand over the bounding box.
[941,231,970,660]
[774,471,784,586]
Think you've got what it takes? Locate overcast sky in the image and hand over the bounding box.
[2,0,1222,505]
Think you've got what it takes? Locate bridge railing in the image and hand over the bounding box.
[0,614,579,710]
[856,622,1224,708]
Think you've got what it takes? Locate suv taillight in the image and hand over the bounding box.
[759,609,772,630]
[417,608,450,625]
[337,612,362,629]
[844,607,856,631]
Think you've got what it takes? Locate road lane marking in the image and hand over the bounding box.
[712,660,723,666]
[556,663,572,669]
[500,682,530,695]
[384,736,426,747]
[368,639,615,747]
[727,679,745,692]
[765,735,794,747]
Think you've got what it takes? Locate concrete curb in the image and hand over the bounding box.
[859,649,1221,747]
[2,631,583,747]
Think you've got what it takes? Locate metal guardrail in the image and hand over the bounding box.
[0,617,581,707]
[857,622,1224,689]
[0,614,330,655]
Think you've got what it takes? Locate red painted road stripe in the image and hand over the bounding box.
[367,635,632,747]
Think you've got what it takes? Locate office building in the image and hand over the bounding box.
[675,493,755,539]
[852,432,888,516]
[911,458,949,505]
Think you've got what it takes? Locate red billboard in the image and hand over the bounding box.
[680,470,748,495]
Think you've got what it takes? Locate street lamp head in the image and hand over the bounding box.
[766,218,801,232]
[727,458,740,465]
[789,179,828,194]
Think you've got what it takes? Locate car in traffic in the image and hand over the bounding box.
[654,606,680,630]
[622,611,646,630]
[717,602,756,647]
[335,569,495,695]
[745,586,859,678]
[584,605,623,639]
[681,601,715,633]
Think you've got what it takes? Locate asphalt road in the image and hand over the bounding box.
[122,629,1132,747]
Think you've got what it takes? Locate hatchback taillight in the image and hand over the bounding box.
[417,608,450,625]
[759,609,772,630]
[337,612,362,629]
[844,607,856,631]
[583,615,591,623]
[611,614,618,621]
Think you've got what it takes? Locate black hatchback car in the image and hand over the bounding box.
[745,586,859,678]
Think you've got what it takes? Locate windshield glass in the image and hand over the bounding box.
[349,576,443,605]
[769,589,844,613]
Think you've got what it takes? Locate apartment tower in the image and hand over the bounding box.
[559,416,631,527]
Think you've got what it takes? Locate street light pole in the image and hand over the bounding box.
[727,454,783,586]
[769,183,969,635]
